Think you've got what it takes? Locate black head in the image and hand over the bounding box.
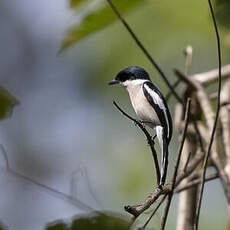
[108,66,151,85]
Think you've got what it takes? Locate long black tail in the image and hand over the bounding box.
[159,137,169,186]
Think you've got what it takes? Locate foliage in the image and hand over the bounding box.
[60,0,143,51]
[0,86,19,120]
[46,212,130,230]
[215,0,230,28]
[70,0,89,8]
[0,221,8,230]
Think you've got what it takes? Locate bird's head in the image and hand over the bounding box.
[108,66,151,87]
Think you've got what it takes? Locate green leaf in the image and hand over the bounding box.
[46,221,69,230]
[0,221,8,230]
[61,0,143,51]
[71,212,130,230]
[46,212,130,230]
[70,0,89,8]
[215,0,230,29]
[0,86,19,120]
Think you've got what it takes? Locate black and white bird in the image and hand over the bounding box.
[109,66,173,186]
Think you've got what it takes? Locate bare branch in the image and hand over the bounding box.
[195,0,222,228]
[160,98,191,230]
[192,64,230,85]
[113,101,161,185]
[166,46,193,102]
[0,146,95,212]
[183,152,192,173]
[184,45,193,76]
[125,150,205,220]
[175,173,218,193]
[220,81,230,164]
[124,185,171,217]
[142,194,167,229]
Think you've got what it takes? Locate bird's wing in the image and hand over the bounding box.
[143,81,172,143]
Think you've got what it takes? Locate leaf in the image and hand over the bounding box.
[70,0,89,8]
[46,212,130,230]
[215,0,230,29]
[71,212,130,230]
[0,86,19,120]
[60,0,143,51]
[46,221,69,230]
[0,221,8,230]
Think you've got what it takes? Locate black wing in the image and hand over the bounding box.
[143,81,173,143]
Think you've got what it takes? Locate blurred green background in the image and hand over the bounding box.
[0,0,229,229]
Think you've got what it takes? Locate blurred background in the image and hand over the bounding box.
[0,0,229,229]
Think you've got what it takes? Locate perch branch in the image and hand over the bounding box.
[124,186,171,217]
[113,101,160,185]
[123,101,207,220]
[142,194,167,229]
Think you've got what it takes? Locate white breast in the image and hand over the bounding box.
[125,80,161,128]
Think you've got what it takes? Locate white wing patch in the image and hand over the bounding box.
[144,84,170,139]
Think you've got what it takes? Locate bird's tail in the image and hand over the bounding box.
[160,137,168,186]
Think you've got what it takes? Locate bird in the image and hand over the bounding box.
[108,66,173,186]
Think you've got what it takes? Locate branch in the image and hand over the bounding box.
[124,185,171,217]
[192,64,230,85]
[175,172,219,193]
[166,46,193,102]
[141,194,167,229]
[220,81,230,164]
[160,98,191,230]
[113,101,161,185]
[106,0,183,104]
[0,145,94,212]
[124,151,205,219]
[195,0,222,228]
[122,99,207,221]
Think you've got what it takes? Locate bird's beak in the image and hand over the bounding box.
[108,79,120,86]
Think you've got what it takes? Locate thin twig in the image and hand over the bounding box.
[175,172,218,193]
[0,146,94,212]
[165,80,180,101]
[166,46,193,102]
[194,0,222,228]
[192,120,206,155]
[184,45,193,76]
[160,98,191,230]
[175,153,204,187]
[113,100,161,185]
[8,168,94,211]
[142,194,167,229]
[183,152,192,173]
[0,145,10,170]
[124,185,171,217]
[124,150,204,218]
[106,0,183,104]
[192,64,230,85]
